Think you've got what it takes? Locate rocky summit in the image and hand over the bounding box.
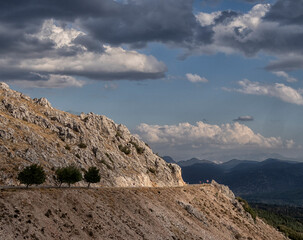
[0,82,184,187]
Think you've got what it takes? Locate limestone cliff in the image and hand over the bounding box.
[0,82,184,187]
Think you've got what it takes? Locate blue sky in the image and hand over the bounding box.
[2,0,303,161]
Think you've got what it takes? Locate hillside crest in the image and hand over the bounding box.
[0,82,184,187]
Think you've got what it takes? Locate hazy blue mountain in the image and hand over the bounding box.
[162,156,176,164]
[170,157,303,206]
[178,158,214,167]
[220,159,258,172]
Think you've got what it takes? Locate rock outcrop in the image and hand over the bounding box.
[0,83,184,187]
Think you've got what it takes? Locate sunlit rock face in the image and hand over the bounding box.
[0,82,185,187]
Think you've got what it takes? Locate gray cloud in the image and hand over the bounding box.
[1,0,303,86]
[266,57,303,72]
[233,116,254,122]
[0,0,212,48]
[264,0,303,25]
[0,0,213,86]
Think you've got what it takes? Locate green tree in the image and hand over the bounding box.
[84,167,101,188]
[17,164,46,188]
[55,165,82,187]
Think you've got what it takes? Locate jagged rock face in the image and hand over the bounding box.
[0,83,185,187]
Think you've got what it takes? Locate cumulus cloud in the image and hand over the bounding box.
[272,71,297,83]
[0,19,167,87]
[233,116,254,122]
[137,121,285,148]
[135,121,297,160]
[1,0,303,83]
[193,2,303,71]
[186,73,208,83]
[225,79,303,105]
[11,74,85,88]
[135,120,298,161]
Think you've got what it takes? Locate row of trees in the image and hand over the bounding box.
[17,164,101,188]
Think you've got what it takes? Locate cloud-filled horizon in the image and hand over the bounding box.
[1,0,303,161]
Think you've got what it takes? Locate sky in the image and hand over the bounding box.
[1,0,303,162]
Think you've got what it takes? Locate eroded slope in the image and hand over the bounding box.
[0,183,287,240]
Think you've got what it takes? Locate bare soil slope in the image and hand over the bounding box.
[0,183,287,240]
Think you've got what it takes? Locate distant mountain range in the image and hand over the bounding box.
[163,156,303,206]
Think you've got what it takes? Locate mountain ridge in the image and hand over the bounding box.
[0,82,184,187]
[165,156,303,205]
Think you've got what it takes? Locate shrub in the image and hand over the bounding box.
[100,159,112,170]
[65,145,71,150]
[78,142,87,149]
[118,145,131,155]
[148,167,156,174]
[236,197,257,221]
[17,164,46,188]
[55,165,82,187]
[105,153,113,163]
[130,141,145,154]
[84,167,101,188]
[115,131,123,138]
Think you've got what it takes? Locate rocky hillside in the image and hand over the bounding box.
[0,82,184,187]
[0,182,287,240]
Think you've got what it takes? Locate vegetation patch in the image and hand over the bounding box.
[115,130,123,139]
[148,167,156,174]
[100,159,112,170]
[118,145,131,155]
[78,142,87,149]
[251,203,303,240]
[105,153,114,163]
[65,144,71,150]
[130,141,145,154]
[236,197,257,221]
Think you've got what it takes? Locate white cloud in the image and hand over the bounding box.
[36,19,83,48]
[26,20,167,79]
[272,71,297,83]
[19,45,166,78]
[226,79,303,105]
[195,4,271,55]
[11,74,85,88]
[194,3,303,72]
[196,11,221,27]
[137,121,285,148]
[135,120,298,161]
[186,73,208,83]
[4,19,167,88]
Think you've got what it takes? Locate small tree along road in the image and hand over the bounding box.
[55,165,82,187]
[84,166,101,188]
[17,164,46,188]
